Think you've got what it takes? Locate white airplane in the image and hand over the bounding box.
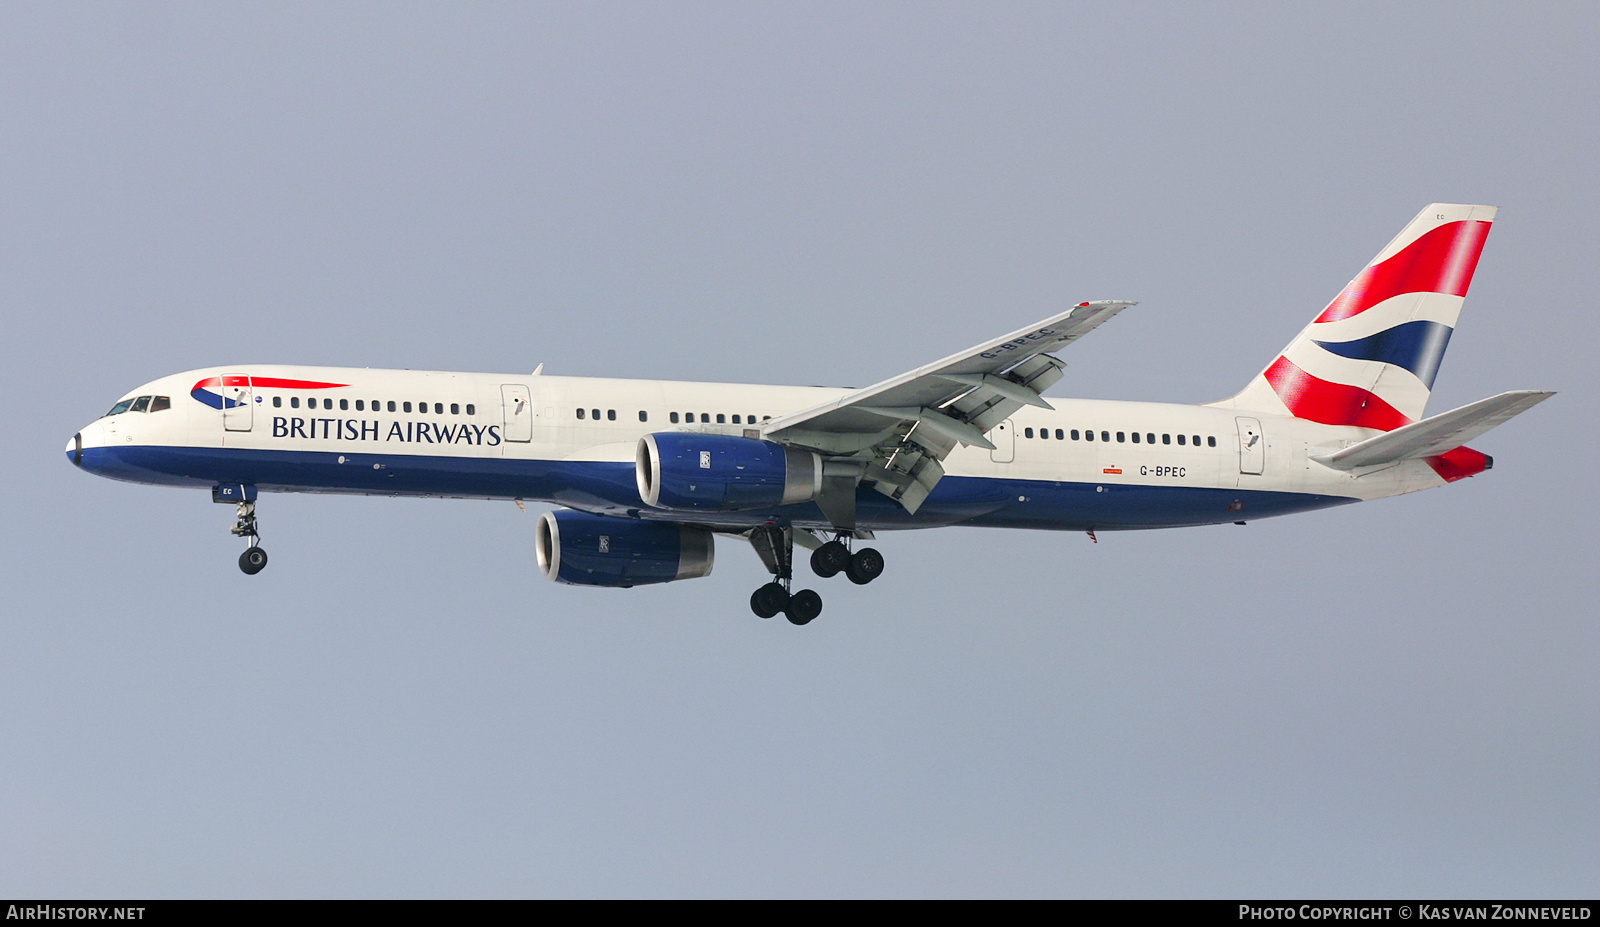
[68,204,1552,624]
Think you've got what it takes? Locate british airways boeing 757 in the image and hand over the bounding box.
[68,204,1552,624]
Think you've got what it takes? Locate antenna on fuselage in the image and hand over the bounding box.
[532,363,544,375]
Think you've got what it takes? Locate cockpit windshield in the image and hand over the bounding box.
[104,395,170,417]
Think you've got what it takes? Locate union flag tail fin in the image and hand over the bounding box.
[1218,204,1497,431]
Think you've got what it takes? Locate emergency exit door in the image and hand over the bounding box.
[222,375,253,432]
[501,384,532,442]
[1236,416,1264,475]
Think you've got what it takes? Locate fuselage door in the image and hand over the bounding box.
[1236,416,1264,475]
[502,384,532,442]
[990,419,1015,463]
[222,375,253,432]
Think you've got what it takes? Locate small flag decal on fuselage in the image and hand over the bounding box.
[1103,467,1122,475]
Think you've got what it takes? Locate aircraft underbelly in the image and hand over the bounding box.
[79,443,1353,532]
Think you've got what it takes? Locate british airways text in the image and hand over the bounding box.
[271,417,502,445]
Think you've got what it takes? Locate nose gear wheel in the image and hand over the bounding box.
[230,501,269,575]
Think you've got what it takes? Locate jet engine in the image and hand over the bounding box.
[535,510,714,587]
[636,433,821,511]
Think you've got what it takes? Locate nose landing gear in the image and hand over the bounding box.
[239,545,268,575]
[231,500,268,575]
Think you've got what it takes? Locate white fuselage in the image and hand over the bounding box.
[71,364,1453,534]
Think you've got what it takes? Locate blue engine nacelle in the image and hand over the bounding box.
[636,433,821,511]
[535,510,714,587]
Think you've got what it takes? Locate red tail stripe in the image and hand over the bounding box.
[1263,356,1412,431]
[1425,446,1489,482]
[1314,220,1491,323]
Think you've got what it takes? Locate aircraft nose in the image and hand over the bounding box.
[68,420,106,468]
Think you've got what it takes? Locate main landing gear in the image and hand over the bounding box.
[809,538,884,585]
[747,525,825,625]
[232,501,268,575]
[747,527,885,625]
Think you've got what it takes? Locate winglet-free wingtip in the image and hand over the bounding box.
[1068,300,1136,322]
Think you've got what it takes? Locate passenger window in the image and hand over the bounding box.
[1041,428,1049,439]
[149,396,170,412]
[387,401,397,412]
[1162,434,1170,445]
[1131,432,1139,443]
[1207,436,1216,447]
[432,403,441,414]
[1024,427,1034,438]
[129,396,151,412]
[639,411,648,422]
[340,399,349,411]
[670,412,680,424]
[1195,435,1203,447]
[732,414,741,424]
[1177,434,1186,445]
[1085,430,1094,442]
[1147,433,1155,444]
[747,414,755,422]
[403,402,412,413]
[1117,432,1125,443]
[355,400,364,411]
[607,409,616,421]
[701,414,710,423]
[576,408,586,419]
[291,397,300,409]
[1101,431,1110,442]
[763,415,771,422]
[1055,429,1064,440]
[466,404,475,415]
[450,403,459,415]
[273,396,283,408]
[319,398,328,410]
[715,413,725,424]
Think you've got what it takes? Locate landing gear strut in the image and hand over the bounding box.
[232,501,268,575]
[748,525,824,625]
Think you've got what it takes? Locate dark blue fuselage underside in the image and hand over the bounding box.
[76,444,1354,531]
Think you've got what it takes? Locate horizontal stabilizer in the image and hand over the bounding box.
[1313,390,1554,471]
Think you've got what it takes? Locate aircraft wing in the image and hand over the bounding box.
[764,300,1133,515]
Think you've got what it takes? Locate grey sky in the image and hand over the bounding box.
[2,2,1594,897]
